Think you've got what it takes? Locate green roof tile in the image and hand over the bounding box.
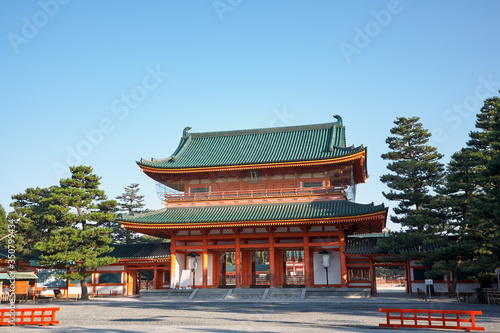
[107,243,170,259]
[138,118,365,169]
[119,200,386,225]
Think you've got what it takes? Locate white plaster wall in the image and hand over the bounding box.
[193,255,213,286]
[95,285,123,294]
[313,251,341,285]
[68,286,81,295]
[411,283,425,293]
[208,254,213,286]
[175,253,185,285]
[432,283,449,293]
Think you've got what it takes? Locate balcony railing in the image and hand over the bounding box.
[164,186,346,202]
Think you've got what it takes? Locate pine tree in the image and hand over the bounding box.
[427,95,500,283]
[34,166,118,300]
[469,97,500,278]
[380,117,445,230]
[377,117,445,267]
[424,148,482,292]
[0,204,8,242]
[108,183,148,244]
[7,187,67,257]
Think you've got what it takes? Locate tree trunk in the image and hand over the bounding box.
[80,267,89,300]
[450,267,459,295]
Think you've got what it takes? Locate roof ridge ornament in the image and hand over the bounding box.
[172,127,193,162]
[328,115,343,152]
[182,126,192,139]
[333,115,343,126]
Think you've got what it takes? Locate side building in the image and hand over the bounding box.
[118,116,388,289]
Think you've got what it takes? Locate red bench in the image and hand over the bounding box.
[379,308,484,332]
[0,307,61,326]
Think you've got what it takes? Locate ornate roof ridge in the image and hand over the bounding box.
[188,122,338,139]
[135,115,368,171]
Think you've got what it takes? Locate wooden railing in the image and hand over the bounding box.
[166,186,345,202]
[0,307,61,326]
[379,308,484,331]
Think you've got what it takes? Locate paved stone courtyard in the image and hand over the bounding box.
[8,295,500,332]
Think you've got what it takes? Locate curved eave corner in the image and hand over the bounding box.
[137,126,192,169]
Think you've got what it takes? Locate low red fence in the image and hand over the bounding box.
[0,307,61,326]
[379,308,484,332]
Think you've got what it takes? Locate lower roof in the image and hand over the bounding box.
[119,200,387,232]
[107,243,171,259]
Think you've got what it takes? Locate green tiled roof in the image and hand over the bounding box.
[120,200,386,225]
[345,237,386,255]
[138,116,365,169]
[107,243,170,259]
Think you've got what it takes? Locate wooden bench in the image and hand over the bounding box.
[0,307,61,326]
[379,308,484,331]
[485,290,500,304]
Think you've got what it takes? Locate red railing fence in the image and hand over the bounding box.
[0,307,61,326]
[379,308,484,332]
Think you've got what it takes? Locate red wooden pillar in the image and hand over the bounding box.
[213,251,220,287]
[275,249,284,287]
[153,263,158,290]
[202,232,208,288]
[241,251,250,286]
[302,226,312,288]
[235,231,241,288]
[370,258,376,294]
[268,227,276,287]
[339,230,348,287]
[170,232,177,288]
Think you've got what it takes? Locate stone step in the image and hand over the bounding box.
[139,287,372,300]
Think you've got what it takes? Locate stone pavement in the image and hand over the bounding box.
[7,292,500,332]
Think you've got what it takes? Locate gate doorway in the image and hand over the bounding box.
[375,266,406,293]
[251,250,270,287]
[219,251,239,287]
[283,250,305,287]
[136,270,154,294]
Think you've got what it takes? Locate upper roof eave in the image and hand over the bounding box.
[137,149,367,174]
[136,118,367,171]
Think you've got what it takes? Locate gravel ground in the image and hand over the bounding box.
[6,295,500,332]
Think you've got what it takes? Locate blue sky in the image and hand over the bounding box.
[1,0,499,230]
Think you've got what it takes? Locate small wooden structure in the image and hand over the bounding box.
[379,308,484,331]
